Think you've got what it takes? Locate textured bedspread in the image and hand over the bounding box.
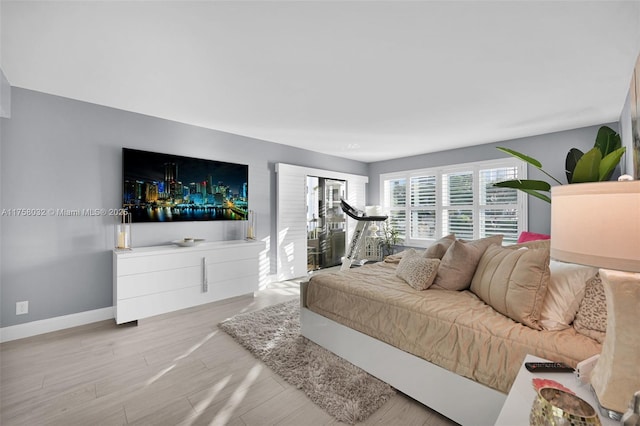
[306,262,601,393]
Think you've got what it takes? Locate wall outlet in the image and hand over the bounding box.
[16,301,29,315]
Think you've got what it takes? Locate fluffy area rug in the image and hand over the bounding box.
[218,299,396,424]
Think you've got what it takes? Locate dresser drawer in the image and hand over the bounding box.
[113,240,263,324]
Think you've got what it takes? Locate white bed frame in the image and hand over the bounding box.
[299,281,507,426]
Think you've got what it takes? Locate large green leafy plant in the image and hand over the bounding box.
[494,126,626,203]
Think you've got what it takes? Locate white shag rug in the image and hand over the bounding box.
[218,299,396,424]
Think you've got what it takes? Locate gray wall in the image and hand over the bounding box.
[1,86,620,329]
[0,88,367,327]
[367,123,619,234]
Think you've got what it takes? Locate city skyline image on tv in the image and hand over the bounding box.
[122,148,248,222]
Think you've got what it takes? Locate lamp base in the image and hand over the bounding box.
[589,269,640,415]
[590,385,623,421]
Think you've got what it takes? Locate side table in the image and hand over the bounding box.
[495,354,617,426]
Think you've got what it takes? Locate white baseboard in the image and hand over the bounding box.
[0,307,115,343]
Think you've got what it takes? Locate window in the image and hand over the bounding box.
[383,177,407,238]
[380,158,526,246]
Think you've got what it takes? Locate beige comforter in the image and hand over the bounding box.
[306,262,601,393]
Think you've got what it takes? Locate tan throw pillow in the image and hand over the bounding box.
[431,234,504,291]
[470,244,550,330]
[396,249,440,290]
[539,260,598,331]
[573,274,607,343]
[424,234,456,259]
[507,239,551,251]
[384,249,419,264]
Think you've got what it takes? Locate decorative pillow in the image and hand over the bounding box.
[396,249,440,290]
[508,239,551,251]
[384,249,420,264]
[431,234,504,291]
[470,244,550,330]
[424,234,456,259]
[573,274,607,343]
[517,231,551,243]
[539,260,598,331]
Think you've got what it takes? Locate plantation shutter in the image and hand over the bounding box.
[410,175,437,240]
[442,172,474,239]
[479,166,520,243]
[384,178,407,238]
[380,158,526,247]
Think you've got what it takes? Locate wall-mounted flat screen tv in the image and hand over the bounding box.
[122,148,248,222]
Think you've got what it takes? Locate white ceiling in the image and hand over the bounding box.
[2,1,640,162]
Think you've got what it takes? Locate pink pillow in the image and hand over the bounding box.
[517,231,550,243]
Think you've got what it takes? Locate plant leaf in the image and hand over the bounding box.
[496,147,542,168]
[496,147,563,184]
[565,148,583,183]
[571,147,602,183]
[493,179,551,191]
[493,180,551,203]
[594,126,621,157]
[520,189,551,203]
[598,147,626,181]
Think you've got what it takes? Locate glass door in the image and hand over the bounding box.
[306,177,346,270]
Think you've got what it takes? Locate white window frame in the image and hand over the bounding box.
[380,158,527,248]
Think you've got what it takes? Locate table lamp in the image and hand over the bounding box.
[551,180,640,419]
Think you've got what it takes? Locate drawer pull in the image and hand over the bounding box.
[202,257,208,292]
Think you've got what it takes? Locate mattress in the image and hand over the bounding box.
[306,261,601,393]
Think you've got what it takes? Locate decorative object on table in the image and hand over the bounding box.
[246,209,256,240]
[532,378,576,395]
[218,299,395,425]
[493,126,626,202]
[114,211,132,249]
[362,235,383,262]
[551,179,640,419]
[171,238,205,247]
[530,386,601,426]
[363,206,383,261]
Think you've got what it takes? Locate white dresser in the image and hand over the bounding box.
[113,240,263,324]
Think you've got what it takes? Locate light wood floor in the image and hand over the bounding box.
[0,281,457,426]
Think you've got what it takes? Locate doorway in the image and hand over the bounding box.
[306,176,346,271]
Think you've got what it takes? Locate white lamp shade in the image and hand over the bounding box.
[550,181,640,273]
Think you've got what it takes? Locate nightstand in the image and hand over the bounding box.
[495,354,617,426]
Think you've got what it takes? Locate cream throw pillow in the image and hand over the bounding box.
[431,234,503,291]
[424,234,456,259]
[539,260,598,331]
[470,244,550,330]
[396,249,440,290]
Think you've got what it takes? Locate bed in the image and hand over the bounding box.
[299,237,603,425]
